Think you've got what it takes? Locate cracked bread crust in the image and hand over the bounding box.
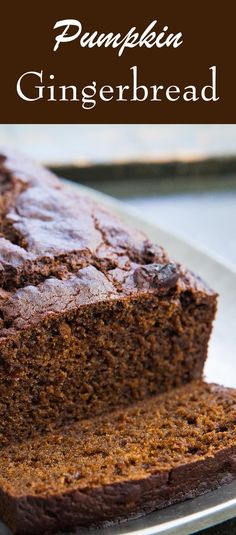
[0,149,215,334]
[0,148,166,292]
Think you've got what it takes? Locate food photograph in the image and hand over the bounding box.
[0,124,236,535]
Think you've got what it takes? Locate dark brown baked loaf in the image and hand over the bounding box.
[1,381,236,535]
[0,149,217,443]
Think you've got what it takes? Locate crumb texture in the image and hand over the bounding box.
[0,382,236,534]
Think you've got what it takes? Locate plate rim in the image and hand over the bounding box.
[66,180,236,277]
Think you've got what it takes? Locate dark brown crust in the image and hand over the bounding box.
[0,147,215,334]
[11,448,236,535]
[0,147,167,296]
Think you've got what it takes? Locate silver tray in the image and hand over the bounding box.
[1,184,236,535]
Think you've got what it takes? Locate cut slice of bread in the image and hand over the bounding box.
[0,381,236,535]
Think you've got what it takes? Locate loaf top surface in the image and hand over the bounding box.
[0,148,215,336]
[1,381,236,497]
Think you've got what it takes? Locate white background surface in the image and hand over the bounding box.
[0,124,236,164]
[1,124,235,266]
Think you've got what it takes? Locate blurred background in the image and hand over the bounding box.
[0,124,236,265]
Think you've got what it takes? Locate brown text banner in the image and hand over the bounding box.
[0,0,235,123]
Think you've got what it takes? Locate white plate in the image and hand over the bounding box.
[1,183,236,535]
